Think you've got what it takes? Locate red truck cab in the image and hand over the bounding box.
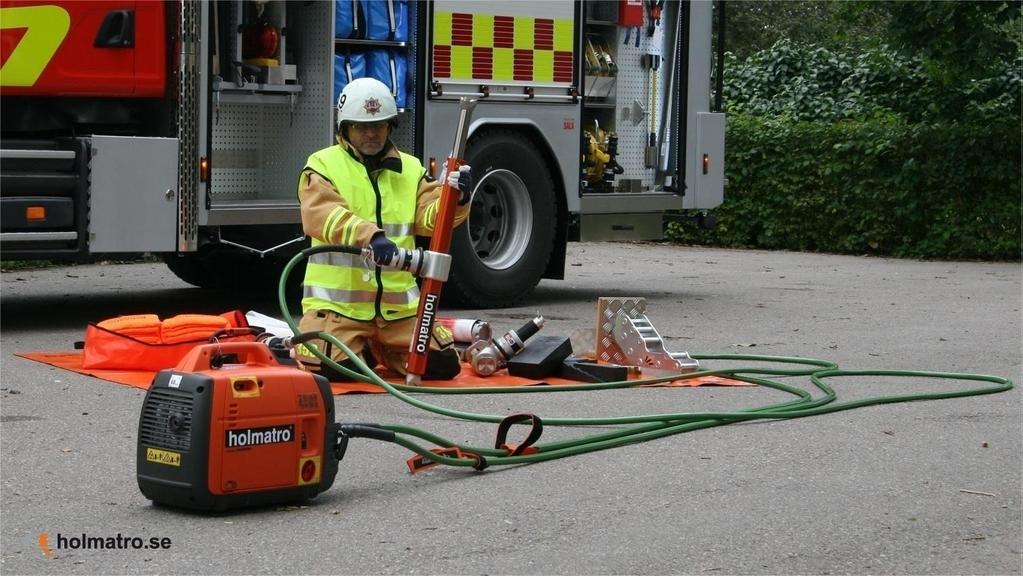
[1,0,166,97]
[1,1,177,259]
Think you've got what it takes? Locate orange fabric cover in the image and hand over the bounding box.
[80,310,253,371]
[96,314,162,344]
[219,310,248,327]
[160,314,230,344]
[18,351,752,395]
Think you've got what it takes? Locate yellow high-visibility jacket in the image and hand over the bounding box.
[298,139,469,321]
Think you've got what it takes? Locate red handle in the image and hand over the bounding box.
[174,341,278,372]
[406,157,462,377]
[406,97,477,381]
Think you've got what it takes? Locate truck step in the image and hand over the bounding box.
[0,172,79,196]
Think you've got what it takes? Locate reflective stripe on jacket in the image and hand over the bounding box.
[300,144,425,321]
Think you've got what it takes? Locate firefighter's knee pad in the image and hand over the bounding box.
[423,348,461,380]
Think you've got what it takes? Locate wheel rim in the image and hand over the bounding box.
[466,169,533,271]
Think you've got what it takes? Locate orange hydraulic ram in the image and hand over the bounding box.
[406,98,478,385]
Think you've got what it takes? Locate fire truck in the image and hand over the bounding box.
[0,0,724,307]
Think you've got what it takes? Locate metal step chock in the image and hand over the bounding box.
[595,297,699,373]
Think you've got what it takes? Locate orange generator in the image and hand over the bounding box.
[137,342,339,511]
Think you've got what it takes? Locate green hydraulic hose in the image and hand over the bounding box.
[377,372,819,459]
[277,245,1014,471]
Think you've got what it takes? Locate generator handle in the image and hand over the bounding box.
[175,341,278,372]
[208,326,264,342]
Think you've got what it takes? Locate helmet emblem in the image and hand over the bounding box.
[363,98,382,116]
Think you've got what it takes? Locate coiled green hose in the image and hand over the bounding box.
[278,245,1014,470]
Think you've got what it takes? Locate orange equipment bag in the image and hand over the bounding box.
[80,310,257,371]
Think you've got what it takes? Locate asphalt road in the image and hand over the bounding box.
[2,242,1020,575]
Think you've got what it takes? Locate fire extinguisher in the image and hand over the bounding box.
[242,2,280,62]
[619,0,644,27]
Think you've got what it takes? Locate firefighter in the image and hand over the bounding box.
[295,77,473,382]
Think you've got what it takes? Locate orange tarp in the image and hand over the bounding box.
[15,351,750,395]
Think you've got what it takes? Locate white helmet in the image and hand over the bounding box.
[336,77,398,130]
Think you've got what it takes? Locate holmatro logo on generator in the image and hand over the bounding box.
[225,425,294,448]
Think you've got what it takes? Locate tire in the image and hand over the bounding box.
[443,129,557,308]
[163,252,224,289]
[162,245,306,303]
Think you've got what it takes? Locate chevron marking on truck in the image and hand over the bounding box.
[0,5,70,87]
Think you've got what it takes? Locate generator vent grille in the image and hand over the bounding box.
[139,388,195,451]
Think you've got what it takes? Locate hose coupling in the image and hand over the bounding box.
[364,247,451,281]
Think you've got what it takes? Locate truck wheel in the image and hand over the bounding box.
[162,248,305,302]
[444,129,557,308]
[162,253,225,289]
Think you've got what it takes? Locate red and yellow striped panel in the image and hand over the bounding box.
[433,11,574,84]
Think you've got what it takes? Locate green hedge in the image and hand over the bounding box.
[667,115,1021,260]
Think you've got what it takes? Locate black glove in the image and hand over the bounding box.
[369,232,398,266]
[446,165,475,205]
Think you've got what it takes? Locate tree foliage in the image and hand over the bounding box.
[722,38,1021,124]
[722,40,931,122]
[723,1,889,60]
[667,116,1021,260]
[852,1,1021,76]
[846,0,1022,119]
[673,1,1022,260]
[721,0,1022,123]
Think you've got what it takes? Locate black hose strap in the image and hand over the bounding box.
[340,423,396,442]
[494,413,544,456]
[468,452,489,471]
[208,326,264,342]
[334,427,350,462]
[290,331,325,345]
